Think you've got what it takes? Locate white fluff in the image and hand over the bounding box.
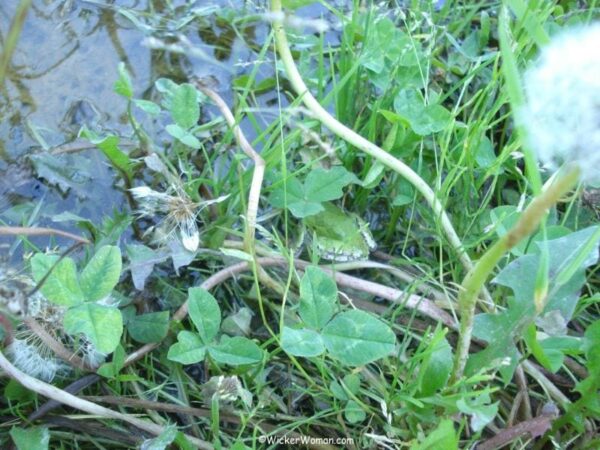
[521,23,600,183]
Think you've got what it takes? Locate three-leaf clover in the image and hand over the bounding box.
[269,167,359,218]
[167,287,264,366]
[31,245,123,354]
[281,266,396,366]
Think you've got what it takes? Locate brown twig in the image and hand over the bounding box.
[0,226,91,244]
[476,408,558,450]
[23,317,93,372]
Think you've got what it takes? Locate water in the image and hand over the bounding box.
[1,0,313,263]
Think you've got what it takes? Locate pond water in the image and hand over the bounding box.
[0,0,335,266]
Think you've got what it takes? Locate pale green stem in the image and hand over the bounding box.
[450,166,581,383]
[270,0,475,275]
[0,0,32,85]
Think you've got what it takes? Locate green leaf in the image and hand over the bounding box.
[410,419,458,450]
[80,127,133,180]
[344,400,366,424]
[303,167,359,203]
[133,99,161,116]
[80,245,122,302]
[322,310,396,366]
[97,344,125,378]
[456,394,499,432]
[170,83,199,129]
[419,329,453,396]
[474,136,497,170]
[4,379,35,402]
[299,266,337,329]
[330,374,361,401]
[165,124,201,149]
[221,307,253,336]
[63,304,123,354]
[219,248,253,262]
[167,331,206,365]
[281,326,325,357]
[127,311,170,344]
[208,336,264,366]
[468,227,600,380]
[187,287,221,343]
[342,373,361,394]
[31,254,83,307]
[360,18,424,90]
[393,89,452,136]
[114,62,133,98]
[269,176,323,218]
[10,426,50,450]
[269,167,358,218]
[583,320,600,375]
[140,425,177,450]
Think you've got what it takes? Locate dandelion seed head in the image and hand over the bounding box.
[521,23,600,183]
[131,185,200,252]
[6,336,66,382]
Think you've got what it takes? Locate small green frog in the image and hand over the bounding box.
[303,202,376,262]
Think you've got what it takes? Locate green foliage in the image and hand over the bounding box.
[79,245,122,302]
[126,311,170,344]
[79,127,134,182]
[167,288,264,367]
[170,83,200,130]
[269,167,359,218]
[140,425,177,450]
[5,2,600,448]
[410,419,458,450]
[31,255,83,307]
[393,89,453,136]
[113,62,133,98]
[468,227,600,380]
[31,246,124,354]
[298,266,337,329]
[9,426,50,450]
[418,328,453,396]
[282,267,396,366]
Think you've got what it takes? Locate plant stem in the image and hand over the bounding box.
[269,0,474,275]
[0,0,32,85]
[450,166,580,383]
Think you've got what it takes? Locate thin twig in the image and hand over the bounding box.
[0,226,91,244]
[476,410,557,450]
[23,317,93,372]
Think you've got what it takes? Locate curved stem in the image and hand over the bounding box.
[450,166,580,383]
[270,0,473,274]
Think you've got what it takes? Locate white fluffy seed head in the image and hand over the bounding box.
[521,23,600,183]
[6,338,65,382]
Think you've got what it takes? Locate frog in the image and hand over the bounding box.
[303,202,376,262]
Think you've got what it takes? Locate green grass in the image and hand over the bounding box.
[1,1,599,449]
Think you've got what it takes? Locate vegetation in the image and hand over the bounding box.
[1,0,599,449]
